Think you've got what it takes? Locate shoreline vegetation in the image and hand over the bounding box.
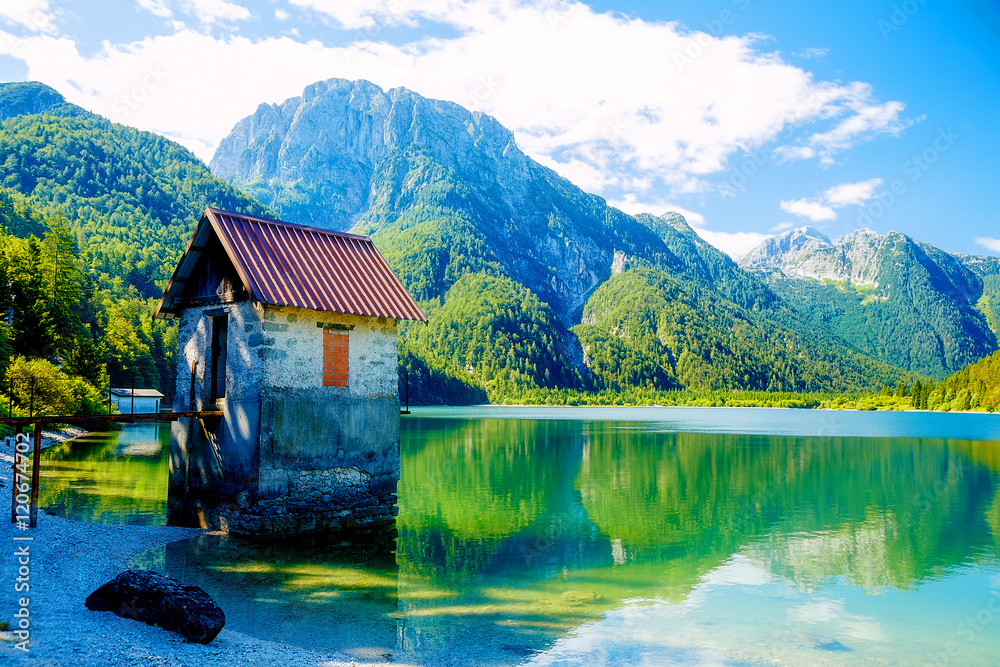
[450,388,998,412]
[417,349,1000,413]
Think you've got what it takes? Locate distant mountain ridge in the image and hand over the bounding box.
[209,78,918,397]
[740,226,999,377]
[211,78,777,325]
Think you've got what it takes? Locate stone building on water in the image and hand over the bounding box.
[154,208,426,536]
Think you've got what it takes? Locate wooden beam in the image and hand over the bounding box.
[0,411,224,426]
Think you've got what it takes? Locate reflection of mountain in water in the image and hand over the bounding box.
[156,418,999,664]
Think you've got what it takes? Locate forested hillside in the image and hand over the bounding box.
[0,82,272,411]
[0,84,269,297]
[934,349,1000,411]
[215,78,919,404]
[742,227,999,378]
[575,267,910,392]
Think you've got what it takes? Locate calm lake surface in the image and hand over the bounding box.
[40,407,1000,665]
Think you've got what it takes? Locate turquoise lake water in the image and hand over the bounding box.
[39,407,1000,665]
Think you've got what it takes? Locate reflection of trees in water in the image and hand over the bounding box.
[153,420,1000,665]
[400,420,1000,608]
[37,424,171,525]
[577,429,999,589]
[949,439,1000,555]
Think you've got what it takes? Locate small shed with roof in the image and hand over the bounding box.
[110,388,164,414]
[154,207,425,536]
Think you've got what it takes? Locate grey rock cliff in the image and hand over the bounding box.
[210,78,685,324]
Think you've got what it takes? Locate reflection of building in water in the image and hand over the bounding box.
[154,208,426,537]
[114,423,166,457]
[110,388,164,414]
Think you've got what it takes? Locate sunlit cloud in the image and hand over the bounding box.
[822,178,883,207]
[0,0,913,233]
[180,0,252,25]
[137,0,173,19]
[794,47,828,59]
[780,198,837,222]
[780,178,883,222]
[0,0,58,34]
[976,237,1000,254]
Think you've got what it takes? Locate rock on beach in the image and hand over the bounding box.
[85,569,226,643]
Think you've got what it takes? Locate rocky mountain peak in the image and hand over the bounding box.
[739,225,831,270]
[210,77,528,230]
[833,227,880,245]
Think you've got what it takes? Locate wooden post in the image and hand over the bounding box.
[29,422,41,528]
[186,361,196,495]
[108,380,112,416]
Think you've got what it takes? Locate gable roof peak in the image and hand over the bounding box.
[155,208,426,323]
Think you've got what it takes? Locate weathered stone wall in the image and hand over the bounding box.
[168,300,401,537]
[257,306,398,397]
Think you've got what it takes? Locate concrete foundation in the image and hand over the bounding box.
[168,301,400,538]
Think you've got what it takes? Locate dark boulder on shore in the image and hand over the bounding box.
[85,569,225,643]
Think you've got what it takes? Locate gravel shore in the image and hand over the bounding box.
[0,430,408,667]
[0,512,412,666]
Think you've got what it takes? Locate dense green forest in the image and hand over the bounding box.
[0,104,268,297]
[574,268,909,393]
[839,349,1000,412]
[0,188,175,420]
[0,82,270,421]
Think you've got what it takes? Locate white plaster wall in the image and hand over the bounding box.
[259,306,398,398]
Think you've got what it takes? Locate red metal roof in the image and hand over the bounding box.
[155,208,427,322]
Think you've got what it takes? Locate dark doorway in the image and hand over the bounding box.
[210,314,228,401]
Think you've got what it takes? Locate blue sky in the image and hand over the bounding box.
[0,0,997,258]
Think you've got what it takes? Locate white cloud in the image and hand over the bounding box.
[822,178,882,207]
[607,196,763,259]
[137,0,173,19]
[780,178,883,223]
[287,0,522,31]
[0,0,57,34]
[180,0,251,25]
[779,85,914,164]
[976,237,1000,254]
[780,198,836,222]
[773,145,816,161]
[274,8,291,22]
[0,0,912,213]
[770,221,794,232]
[694,228,773,260]
[794,47,828,60]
